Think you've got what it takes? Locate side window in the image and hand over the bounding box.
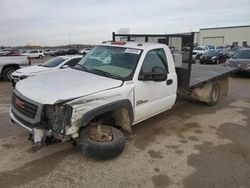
[140,48,168,74]
[64,58,81,67]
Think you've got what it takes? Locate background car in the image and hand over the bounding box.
[192,45,215,59]
[200,49,227,64]
[66,48,79,55]
[11,55,82,86]
[21,50,45,59]
[51,49,67,56]
[79,48,91,55]
[224,49,250,72]
[44,49,56,55]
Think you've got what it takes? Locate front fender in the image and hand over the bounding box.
[80,99,134,127]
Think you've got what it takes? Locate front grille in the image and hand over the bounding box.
[12,93,38,119]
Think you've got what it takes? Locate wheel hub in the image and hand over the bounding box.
[89,126,113,142]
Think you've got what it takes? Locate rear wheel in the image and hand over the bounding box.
[3,67,18,81]
[38,55,43,59]
[76,125,125,160]
[206,83,220,106]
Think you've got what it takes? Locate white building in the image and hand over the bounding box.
[198,25,250,47]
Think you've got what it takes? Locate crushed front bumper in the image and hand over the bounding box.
[9,108,33,132]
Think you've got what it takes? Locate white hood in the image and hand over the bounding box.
[15,68,123,104]
[13,65,50,76]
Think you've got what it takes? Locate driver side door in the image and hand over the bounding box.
[134,48,176,123]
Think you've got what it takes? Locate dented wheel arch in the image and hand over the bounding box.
[80,99,134,132]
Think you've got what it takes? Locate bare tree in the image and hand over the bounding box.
[117,27,130,34]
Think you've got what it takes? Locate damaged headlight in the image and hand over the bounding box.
[43,104,72,134]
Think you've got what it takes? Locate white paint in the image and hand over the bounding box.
[15,68,122,104]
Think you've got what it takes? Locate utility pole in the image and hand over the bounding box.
[68,32,71,47]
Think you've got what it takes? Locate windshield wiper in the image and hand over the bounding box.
[90,68,113,78]
[90,69,122,80]
[74,64,88,71]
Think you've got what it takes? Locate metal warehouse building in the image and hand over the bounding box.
[197,25,250,47]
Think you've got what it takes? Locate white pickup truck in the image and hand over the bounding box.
[0,56,31,81]
[9,33,237,159]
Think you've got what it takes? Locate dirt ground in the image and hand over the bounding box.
[0,66,250,188]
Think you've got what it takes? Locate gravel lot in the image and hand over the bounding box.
[0,62,250,188]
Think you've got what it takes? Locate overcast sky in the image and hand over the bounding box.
[0,0,249,46]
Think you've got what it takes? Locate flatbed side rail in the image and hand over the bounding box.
[112,32,195,89]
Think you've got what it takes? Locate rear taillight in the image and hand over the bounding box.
[27,57,31,65]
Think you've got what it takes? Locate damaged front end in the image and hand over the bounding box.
[42,104,74,140]
[9,93,77,149]
[26,103,76,150]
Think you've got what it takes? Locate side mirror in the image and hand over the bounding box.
[151,66,167,82]
[61,65,69,69]
[139,66,167,82]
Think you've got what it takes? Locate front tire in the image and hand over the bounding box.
[38,55,43,59]
[76,125,125,160]
[3,67,17,81]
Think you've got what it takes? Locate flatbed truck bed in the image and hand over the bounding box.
[186,64,237,89]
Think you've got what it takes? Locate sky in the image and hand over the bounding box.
[0,0,250,46]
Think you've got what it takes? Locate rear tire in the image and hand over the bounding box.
[39,55,43,59]
[206,83,220,106]
[76,125,125,160]
[3,67,17,81]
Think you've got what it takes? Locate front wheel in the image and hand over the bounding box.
[76,125,125,160]
[38,55,43,59]
[3,67,18,81]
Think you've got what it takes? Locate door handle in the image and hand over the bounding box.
[166,79,173,85]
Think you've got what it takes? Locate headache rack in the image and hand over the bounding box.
[112,32,195,90]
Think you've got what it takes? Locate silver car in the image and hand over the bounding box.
[224,49,250,72]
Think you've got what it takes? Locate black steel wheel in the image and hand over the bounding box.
[3,67,17,81]
[76,125,125,160]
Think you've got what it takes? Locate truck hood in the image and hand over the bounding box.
[14,65,50,75]
[15,68,123,104]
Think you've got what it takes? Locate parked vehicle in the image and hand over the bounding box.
[1,50,21,56]
[44,49,56,55]
[66,48,79,55]
[200,49,227,64]
[79,48,91,55]
[11,55,82,86]
[193,46,209,59]
[9,33,237,159]
[0,49,11,56]
[224,49,250,72]
[0,56,31,81]
[51,49,67,56]
[21,50,45,59]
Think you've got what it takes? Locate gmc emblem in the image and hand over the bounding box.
[15,97,25,109]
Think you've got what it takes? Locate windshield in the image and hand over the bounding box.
[75,46,142,80]
[40,57,66,67]
[233,50,250,59]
